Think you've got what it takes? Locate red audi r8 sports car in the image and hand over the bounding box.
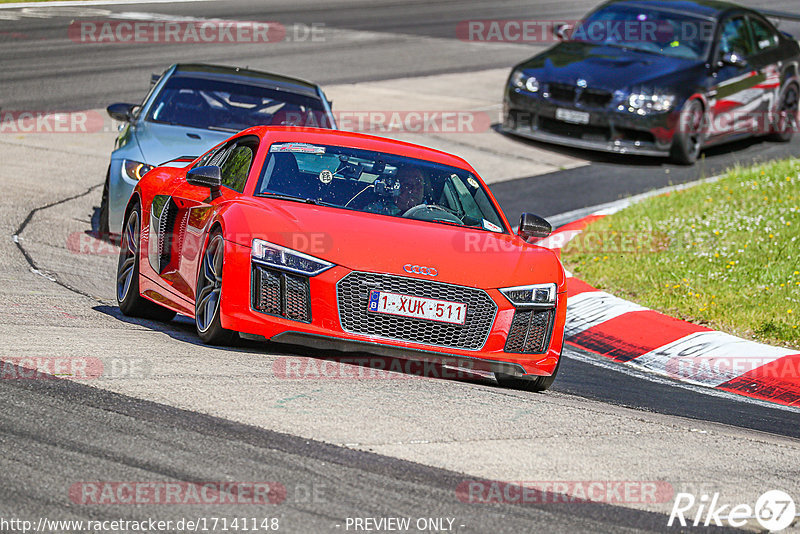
[116,127,566,391]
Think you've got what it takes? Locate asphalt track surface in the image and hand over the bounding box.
[1,1,800,532]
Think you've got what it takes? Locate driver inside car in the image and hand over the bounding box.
[366,166,426,216]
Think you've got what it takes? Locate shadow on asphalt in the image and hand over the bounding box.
[93,305,497,388]
[493,122,788,167]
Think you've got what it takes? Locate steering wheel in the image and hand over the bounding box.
[402,204,464,225]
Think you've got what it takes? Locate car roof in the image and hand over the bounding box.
[604,0,750,19]
[170,63,322,99]
[246,126,477,172]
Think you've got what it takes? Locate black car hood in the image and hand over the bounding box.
[516,41,703,91]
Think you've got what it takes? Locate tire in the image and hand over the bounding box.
[495,354,562,392]
[770,83,799,143]
[670,99,705,165]
[116,203,177,321]
[195,231,237,345]
[99,168,111,238]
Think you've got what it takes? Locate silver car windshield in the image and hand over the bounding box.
[147,76,330,131]
[254,143,507,233]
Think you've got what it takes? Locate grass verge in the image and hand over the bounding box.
[561,158,800,350]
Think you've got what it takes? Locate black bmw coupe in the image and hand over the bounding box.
[503,0,800,163]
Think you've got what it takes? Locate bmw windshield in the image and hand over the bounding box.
[254,143,508,233]
[569,5,714,60]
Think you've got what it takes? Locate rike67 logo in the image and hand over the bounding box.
[669,490,796,530]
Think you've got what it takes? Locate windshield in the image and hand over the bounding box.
[254,143,507,233]
[146,76,330,131]
[569,5,713,60]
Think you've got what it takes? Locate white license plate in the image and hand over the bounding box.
[555,108,590,124]
[367,290,467,325]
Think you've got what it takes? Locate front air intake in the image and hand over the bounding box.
[504,308,555,354]
[252,265,311,323]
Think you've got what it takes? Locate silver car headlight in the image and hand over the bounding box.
[251,239,333,276]
[122,159,154,181]
[510,71,540,93]
[500,283,556,307]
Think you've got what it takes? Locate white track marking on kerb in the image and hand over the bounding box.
[563,347,800,413]
[565,291,647,337]
[634,331,798,387]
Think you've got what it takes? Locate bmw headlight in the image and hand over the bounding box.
[122,160,154,181]
[510,71,540,93]
[626,89,675,113]
[500,283,556,307]
[251,239,333,276]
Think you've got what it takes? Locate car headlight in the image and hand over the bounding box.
[251,239,333,276]
[500,283,556,307]
[510,71,540,93]
[122,160,154,181]
[626,90,675,113]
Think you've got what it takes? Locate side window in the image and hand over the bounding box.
[749,17,779,52]
[718,17,753,57]
[219,144,255,193]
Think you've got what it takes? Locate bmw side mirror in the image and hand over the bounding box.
[719,52,747,68]
[518,213,552,240]
[106,103,136,122]
[187,165,222,199]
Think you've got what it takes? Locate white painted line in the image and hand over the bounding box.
[0,0,215,8]
[547,173,724,228]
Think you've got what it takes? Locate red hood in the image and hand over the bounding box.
[223,198,565,290]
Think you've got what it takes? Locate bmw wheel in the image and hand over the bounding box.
[117,203,176,321]
[770,83,799,143]
[195,231,237,345]
[670,99,705,165]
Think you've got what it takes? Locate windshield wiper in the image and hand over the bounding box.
[207,125,238,132]
[261,192,319,204]
[260,193,339,208]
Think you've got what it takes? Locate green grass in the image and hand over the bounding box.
[562,158,800,349]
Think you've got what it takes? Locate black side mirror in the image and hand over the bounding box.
[187,165,222,199]
[107,103,136,122]
[518,213,552,240]
[151,73,161,85]
[719,52,747,68]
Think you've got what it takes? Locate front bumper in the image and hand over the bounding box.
[503,88,677,157]
[108,158,140,234]
[221,241,566,377]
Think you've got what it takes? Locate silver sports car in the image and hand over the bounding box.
[100,63,336,235]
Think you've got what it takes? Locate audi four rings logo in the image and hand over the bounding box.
[403,264,438,276]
